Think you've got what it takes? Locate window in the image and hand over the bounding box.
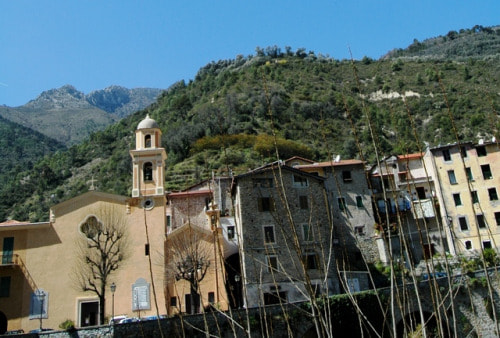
[143,162,153,181]
[302,224,313,242]
[338,197,347,211]
[481,164,493,180]
[342,170,352,182]
[253,178,273,188]
[263,291,287,305]
[267,255,278,272]
[458,217,468,231]
[299,196,308,209]
[166,215,171,227]
[145,244,150,256]
[354,225,365,236]
[356,196,363,208]
[471,191,479,204]
[453,193,462,206]
[80,216,101,239]
[483,241,492,249]
[495,212,500,226]
[488,188,499,201]
[145,134,152,148]
[476,146,487,157]
[460,146,468,158]
[263,225,275,244]
[466,167,473,181]
[465,241,472,250]
[293,175,308,187]
[258,197,274,212]
[227,226,235,240]
[476,214,486,229]
[0,276,11,297]
[302,251,318,270]
[442,149,451,161]
[170,297,177,307]
[448,170,457,184]
[208,292,215,303]
[2,237,14,264]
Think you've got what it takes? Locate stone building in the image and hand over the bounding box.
[231,161,339,308]
[289,157,379,267]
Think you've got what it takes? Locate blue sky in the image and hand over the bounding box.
[1,1,499,106]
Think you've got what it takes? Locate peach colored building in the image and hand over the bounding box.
[0,115,168,333]
[430,141,500,255]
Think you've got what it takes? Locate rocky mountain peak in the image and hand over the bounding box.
[25,84,90,109]
[85,86,131,114]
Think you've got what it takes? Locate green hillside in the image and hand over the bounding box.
[1,25,499,222]
[384,24,500,59]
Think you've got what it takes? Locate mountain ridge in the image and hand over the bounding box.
[0,85,163,145]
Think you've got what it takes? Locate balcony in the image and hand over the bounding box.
[1,253,17,266]
[0,254,38,291]
[412,199,436,219]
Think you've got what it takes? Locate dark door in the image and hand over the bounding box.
[416,187,426,199]
[80,301,99,327]
[2,238,14,264]
[0,311,6,334]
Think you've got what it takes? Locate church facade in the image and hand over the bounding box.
[0,116,169,332]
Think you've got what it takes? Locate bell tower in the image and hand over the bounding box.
[129,115,167,198]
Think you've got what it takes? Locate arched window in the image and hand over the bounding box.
[145,135,152,148]
[80,216,101,239]
[144,162,153,181]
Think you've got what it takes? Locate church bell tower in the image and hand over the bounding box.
[130,115,167,199]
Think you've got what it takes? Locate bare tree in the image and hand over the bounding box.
[73,205,130,325]
[166,225,212,314]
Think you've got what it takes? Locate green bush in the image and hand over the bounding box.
[59,319,75,330]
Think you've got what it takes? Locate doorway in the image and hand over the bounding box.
[0,311,7,334]
[79,301,99,327]
[416,187,426,199]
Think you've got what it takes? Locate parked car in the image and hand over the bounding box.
[141,315,167,321]
[4,329,24,335]
[29,328,53,333]
[421,272,447,280]
[118,317,140,324]
[109,315,127,325]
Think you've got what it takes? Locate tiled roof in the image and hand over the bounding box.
[296,159,364,168]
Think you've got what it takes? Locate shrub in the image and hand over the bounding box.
[59,319,75,330]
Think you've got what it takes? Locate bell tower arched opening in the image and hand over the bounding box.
[130,115,167,198]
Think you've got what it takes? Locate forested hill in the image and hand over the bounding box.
[383,24,500,59]
[0,116,65,183]
[1,25,499,222]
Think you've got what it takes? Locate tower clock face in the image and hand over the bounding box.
[143,198,155,210]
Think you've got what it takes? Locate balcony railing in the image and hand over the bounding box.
[0,254,38,291]
[412,199,436,219]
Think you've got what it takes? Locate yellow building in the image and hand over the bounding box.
[0,115,168,333]
[430,141,500,254]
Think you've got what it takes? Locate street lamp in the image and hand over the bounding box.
[37,290,45,330]
[110,282,116,324]
[234,275,241,308]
